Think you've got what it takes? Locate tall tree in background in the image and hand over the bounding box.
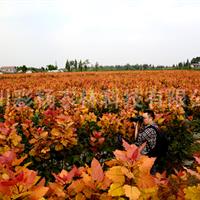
[69,60,75,71]
[74,59,78,71]
[186,59,190,67]
[95,62,99,71]
[78,60,83,72]
[83,59,89,71]
[125,63,131,70]
[65,60,71,72]
[178,62,183,69]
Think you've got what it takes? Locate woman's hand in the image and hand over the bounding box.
[133,122,137,127]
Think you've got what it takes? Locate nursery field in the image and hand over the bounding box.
[0,70,200,199]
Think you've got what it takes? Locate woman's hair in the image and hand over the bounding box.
[144,109,155,119]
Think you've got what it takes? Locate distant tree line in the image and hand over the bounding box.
[16,64,58,73]
[172,57,200,69]
[15,56,200,73]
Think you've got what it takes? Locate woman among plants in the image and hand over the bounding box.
[133,109,168,175]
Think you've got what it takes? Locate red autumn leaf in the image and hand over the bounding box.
[131,148,139,161]
[91,158,104,183]
[15,171,24,182]
[122,139,132,151]
[184,167,200,180]
[98,137,105,145]
[194,156,200,165]
[154,171,168,185]
[0,150,16,165]
[37,178,46,187]
[130,143,146,161]
[0,172,24,187]
[53,166,79,185]
[0,183,11,195]
[12,154,27,166]
[122,140,144,162]
[53,170,68,185]
[22,170,37,186]
[113,150,128,162]
[66,165,79,182]
[93,131,102,138]
[175,170,186,177]
[126,145,138,158]
[68,180,85,194]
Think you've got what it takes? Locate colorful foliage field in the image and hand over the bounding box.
[0,70,200,199]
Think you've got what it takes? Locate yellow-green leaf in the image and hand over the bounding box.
[184,185,200,200]
[108,183,125,197]
[157,118,165,125]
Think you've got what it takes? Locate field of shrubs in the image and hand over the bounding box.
[0,70,200,199]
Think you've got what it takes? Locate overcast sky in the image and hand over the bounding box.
[0,0,200,67]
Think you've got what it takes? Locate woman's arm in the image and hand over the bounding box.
[134,122,139,140]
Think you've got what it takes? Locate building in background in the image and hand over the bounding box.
[0,66,17,73]
[191,62,200,68]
